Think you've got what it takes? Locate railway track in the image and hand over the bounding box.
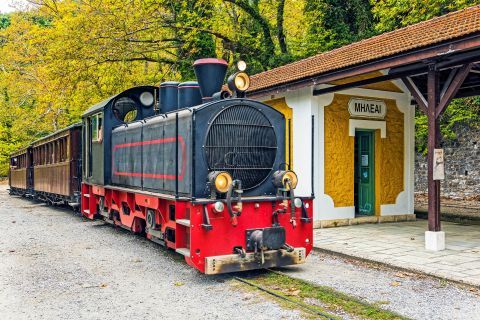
[234,269,337,320]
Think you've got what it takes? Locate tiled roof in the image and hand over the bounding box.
[249,5,480,93]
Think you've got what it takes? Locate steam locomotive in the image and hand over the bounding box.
[9,58,313,274]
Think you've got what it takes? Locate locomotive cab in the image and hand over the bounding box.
[82,86,158,187]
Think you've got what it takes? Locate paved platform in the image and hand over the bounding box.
[314,220,480,286]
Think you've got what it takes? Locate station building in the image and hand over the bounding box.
[258,71,415,229]
[246,5,480,240]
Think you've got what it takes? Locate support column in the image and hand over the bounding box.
[425,64,444,251]
[426,65,441,232]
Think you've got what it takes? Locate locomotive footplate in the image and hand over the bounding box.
[204,247,306,275]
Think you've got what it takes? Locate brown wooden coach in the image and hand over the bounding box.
[9,147,33,195]
[30,123,82,206]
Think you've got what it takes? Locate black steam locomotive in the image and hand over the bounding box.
[11,58,313,274]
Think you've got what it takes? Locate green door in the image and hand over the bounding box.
[354,130,375,215]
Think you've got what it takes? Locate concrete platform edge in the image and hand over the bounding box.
[312,246,480,289]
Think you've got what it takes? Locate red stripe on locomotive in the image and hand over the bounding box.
[112,135,187,180]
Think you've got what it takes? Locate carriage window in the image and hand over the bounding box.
[91,113,103,142]
[49,143,53,164]
[61,137,67,161]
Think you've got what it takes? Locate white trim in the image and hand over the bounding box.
[349,119,386,138]
[317,194,355,220]
[380,191,408,215]
[284,87,315,197]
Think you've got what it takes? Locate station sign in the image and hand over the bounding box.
[348,98,387,119]
[433,148,445,180]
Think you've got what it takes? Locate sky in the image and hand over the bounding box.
[0,0,29,13]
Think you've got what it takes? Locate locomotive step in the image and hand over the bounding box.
[84,209,90,214]
[176,248,191,257]
[176,219,191,227]
[83,194,90,198]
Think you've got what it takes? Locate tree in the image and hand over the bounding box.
[303,0,374,56]
[0,14,10,29]
[372,0,479,33]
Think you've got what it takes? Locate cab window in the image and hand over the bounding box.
[90,113,103,142]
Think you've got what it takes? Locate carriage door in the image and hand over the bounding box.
[354,130,375,215]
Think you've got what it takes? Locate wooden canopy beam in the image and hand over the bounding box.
[401,77,428,114]
[436,63,473,117]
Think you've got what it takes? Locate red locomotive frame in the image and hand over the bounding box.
[82,183,313,274]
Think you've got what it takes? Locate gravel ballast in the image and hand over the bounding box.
[278,251,480,320]
[0,185,301,320]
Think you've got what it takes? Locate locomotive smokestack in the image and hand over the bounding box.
[193,58,228,102]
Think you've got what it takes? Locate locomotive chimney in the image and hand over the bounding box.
[193,58,228,102]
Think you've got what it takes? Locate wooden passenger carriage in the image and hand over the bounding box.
[31,123,82,206]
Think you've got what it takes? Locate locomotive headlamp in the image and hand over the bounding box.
[227,72,250,93]
[272,170,298,191]
[237,60,247,71]
[208,171,233,193]
[139,91,154,107]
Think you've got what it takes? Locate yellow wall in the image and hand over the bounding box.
[324,95,355,207]
[264,98,293,169]
[324,94,404,212]
[378,99,404,206]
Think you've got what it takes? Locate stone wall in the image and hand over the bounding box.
[415,125,480,199]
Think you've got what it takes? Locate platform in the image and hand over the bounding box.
[314,220,480,286]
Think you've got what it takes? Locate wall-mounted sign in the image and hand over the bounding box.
[433,148,445,180]
[348,98,387,119]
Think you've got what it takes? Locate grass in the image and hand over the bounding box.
[239,271,409,320]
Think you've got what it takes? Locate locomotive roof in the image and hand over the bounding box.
[82,85,158,117]
[83,96,116,117]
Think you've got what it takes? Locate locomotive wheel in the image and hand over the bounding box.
[146,209,156,230]
[97,197,103,215]
[97,197,109,219]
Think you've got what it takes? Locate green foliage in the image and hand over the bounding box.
[304,0,374,56]
[0,14,10,29]
[416,97,480,153]
[372,0,479,33]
